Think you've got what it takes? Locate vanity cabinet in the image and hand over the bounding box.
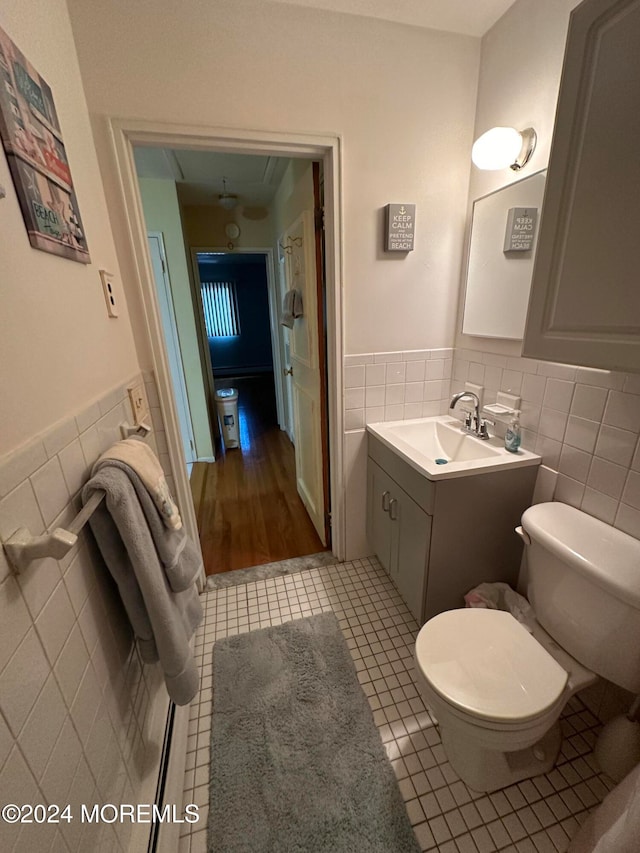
[523,0,640,373]
[367,434,538,624]
[367,459,431,622]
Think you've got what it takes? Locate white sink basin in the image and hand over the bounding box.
[367,416,540,480]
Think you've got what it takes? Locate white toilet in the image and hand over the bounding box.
[414,501,640,793]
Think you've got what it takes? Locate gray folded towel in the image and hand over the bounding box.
[83,464,203,705]
[280,288,304,328]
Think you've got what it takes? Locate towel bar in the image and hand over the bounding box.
[3,489,106,573]
[2,419,153,573]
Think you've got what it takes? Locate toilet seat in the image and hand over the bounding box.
[415,609,568,724]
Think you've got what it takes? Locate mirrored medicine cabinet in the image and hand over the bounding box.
[462,170,546,340]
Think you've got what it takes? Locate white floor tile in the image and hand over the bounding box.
[179,557,613,852]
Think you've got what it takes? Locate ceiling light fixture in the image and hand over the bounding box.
[471,126,537,171]
[218,177,238,210]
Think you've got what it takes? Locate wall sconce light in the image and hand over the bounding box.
[472,126,537,171]
[218,177,238,210]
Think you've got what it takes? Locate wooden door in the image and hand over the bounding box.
[281,209,327,545]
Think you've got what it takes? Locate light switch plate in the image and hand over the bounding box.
[128,384,150,426]
[99,269,119,318]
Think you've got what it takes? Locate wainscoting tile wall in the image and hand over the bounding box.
[452,350,640,540]
[0,374,170,852]
[344,349,454,430]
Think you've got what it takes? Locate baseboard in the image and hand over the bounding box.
[126,678,170,853]
[155,700,192,853]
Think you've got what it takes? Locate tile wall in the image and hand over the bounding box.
[452,350,640,539]
[344,349,454,430]
[0,371,171,852]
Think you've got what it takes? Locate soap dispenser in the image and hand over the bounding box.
[504,410,521,453]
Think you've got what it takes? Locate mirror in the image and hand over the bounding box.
[462,170,546,340]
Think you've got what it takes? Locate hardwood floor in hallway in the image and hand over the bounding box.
[191,373,326,575]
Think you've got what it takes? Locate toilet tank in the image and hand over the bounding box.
[521,502,640,694]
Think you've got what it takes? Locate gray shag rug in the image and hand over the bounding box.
[205,551,337,590]
[208,612,420,853]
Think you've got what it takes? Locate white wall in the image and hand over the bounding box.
[0,4,166,848]
[138,178,214,459]
[0,0,139,457]
[451,0,640,539]
[66,0,480,357]
[455,0,578,357]
[452,0,639,722]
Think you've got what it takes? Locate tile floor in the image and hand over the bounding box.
[180,558,615,852]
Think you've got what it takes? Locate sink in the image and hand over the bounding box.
[367,416,540,480]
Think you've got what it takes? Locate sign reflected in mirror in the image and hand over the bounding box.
[462,170,546,340]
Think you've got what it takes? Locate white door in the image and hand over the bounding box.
[280,210,326,545]
[147,232,196,465]
[277,245,295,442]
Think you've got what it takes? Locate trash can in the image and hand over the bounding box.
[215,388,239,449]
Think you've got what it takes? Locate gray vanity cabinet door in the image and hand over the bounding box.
[390,493,431,624]
[367,460,394,573]
[367,457,430,623]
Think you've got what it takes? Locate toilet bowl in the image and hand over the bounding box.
[414,608,594,791]
[414,502,640,793]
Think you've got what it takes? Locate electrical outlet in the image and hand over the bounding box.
[99,269,119,318]
[128,384,150,426]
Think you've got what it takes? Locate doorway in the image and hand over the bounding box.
[190,241,329,574]
[112,121,345,569]
[133,150,333,574]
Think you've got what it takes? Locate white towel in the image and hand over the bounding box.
[95,438,182,530]
[280,288,304,328]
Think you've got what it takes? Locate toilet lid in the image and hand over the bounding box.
[416,609,568,723]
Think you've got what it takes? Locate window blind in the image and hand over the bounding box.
[200,280,240,337]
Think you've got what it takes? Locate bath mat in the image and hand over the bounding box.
[208,612,420,853]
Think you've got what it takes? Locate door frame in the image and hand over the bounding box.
[108,119,345,561]
[191,247,286,431]
[148,231,197,464]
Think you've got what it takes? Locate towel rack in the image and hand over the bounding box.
[2,420,152,573]
[3,489,106,573]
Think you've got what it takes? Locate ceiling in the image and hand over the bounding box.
[272,0,518,38]
[133,147,291,208]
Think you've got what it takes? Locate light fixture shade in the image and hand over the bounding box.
[218,194,238,210]
[472,126,536,171]
[218,176,238,210]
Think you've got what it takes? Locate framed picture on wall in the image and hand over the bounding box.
[0,24,90,263]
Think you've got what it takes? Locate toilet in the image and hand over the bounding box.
[414,501,640,793]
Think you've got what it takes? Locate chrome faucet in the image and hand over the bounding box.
[449,391,492,440]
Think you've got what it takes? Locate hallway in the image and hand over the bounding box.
[190,374,326,574]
